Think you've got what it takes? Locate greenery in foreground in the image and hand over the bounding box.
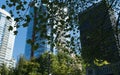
[0,52,85,75]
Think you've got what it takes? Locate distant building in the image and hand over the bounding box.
[79,0,120,64]
[0,8,16,67]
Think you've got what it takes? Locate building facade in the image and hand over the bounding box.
[0,8,16,67]
[24,1,49,60]
[79,1,120,75]
[79,0,120,64]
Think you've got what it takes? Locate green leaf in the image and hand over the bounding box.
[8,4,13,7]
[23,23,28,27]
[15,25,20,28]
[16,5,21,10]
[6,16,11,20]
[22,8,25,11]
[14,18,19,22]
[1,5,6,9]
[8,26,13,31]
[27,39,32,44]
[26,15,31,22]
[17,11,20,14]
[41,0,49,4]
[10,0,15,2]
[23,1,27,5]
[14,31,18,35]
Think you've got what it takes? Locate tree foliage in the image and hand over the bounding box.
[0,52,84,75]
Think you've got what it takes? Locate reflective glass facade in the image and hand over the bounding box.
[0,8,15,67]
[24,4,49,60]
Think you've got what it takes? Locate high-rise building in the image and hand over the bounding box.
[24,0,81,60]
[79,1,120,64]
[24,2,49,60]
[0,8,16,67]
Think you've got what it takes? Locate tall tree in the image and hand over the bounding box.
[36,51,83,75]
[0,64,9,75]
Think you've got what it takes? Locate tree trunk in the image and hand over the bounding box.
[30,7,37,60]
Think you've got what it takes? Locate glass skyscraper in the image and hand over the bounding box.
[24,2,49,60]
[0,8,16,67]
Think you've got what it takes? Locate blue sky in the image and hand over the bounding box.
[0,1,27,60]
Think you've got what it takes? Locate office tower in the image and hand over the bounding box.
[0,8,16,67]
[79,1,120,64]
[24,2,48,60]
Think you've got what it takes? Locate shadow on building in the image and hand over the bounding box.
[79,0,120,75]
